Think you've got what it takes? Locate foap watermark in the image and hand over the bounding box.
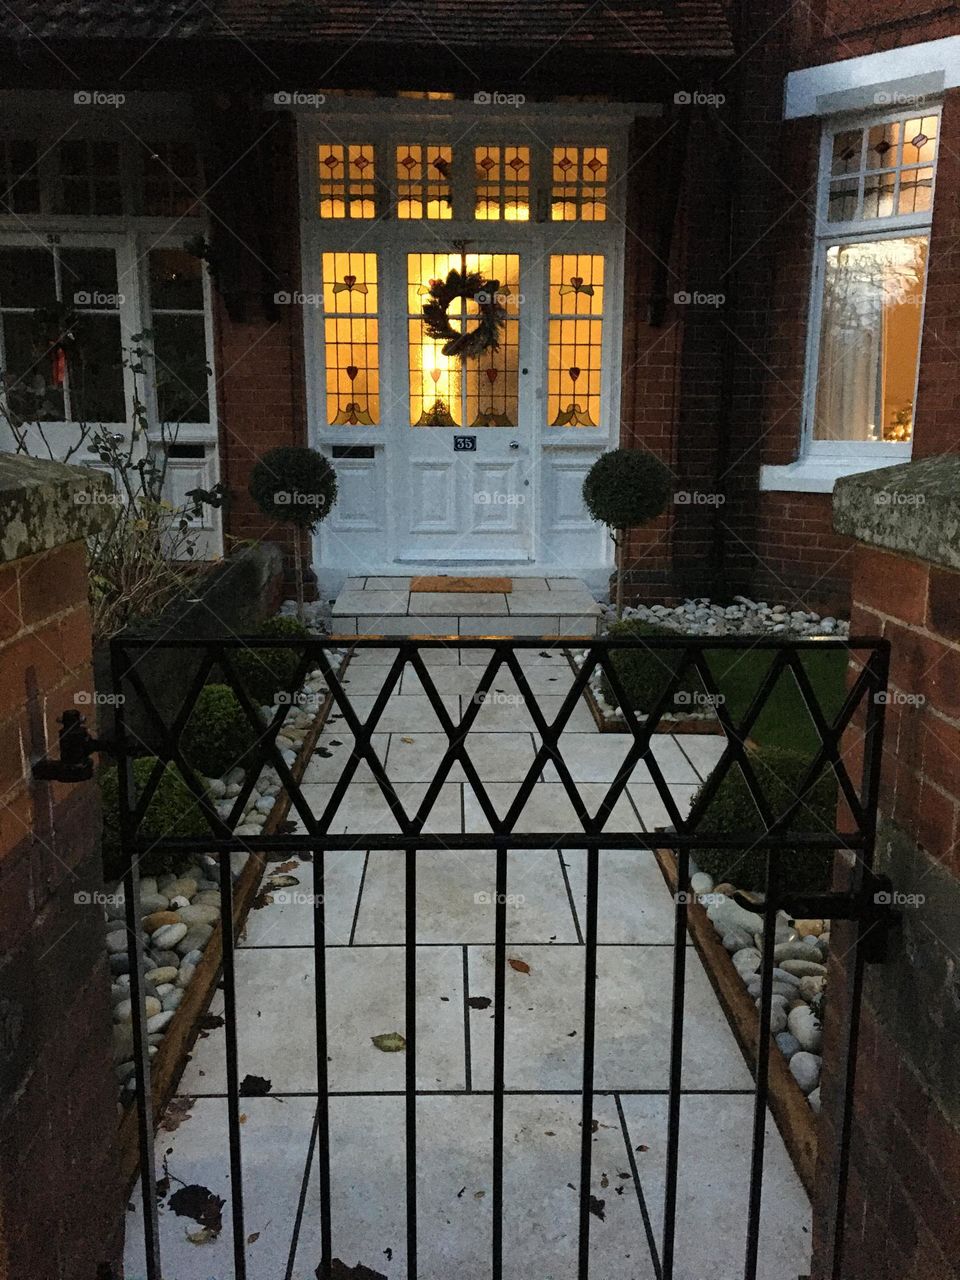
[273,90,326,108]
[674,490,726,506]
[75,289,124,307]
[674,290,725,308]
[474,91,526,108]
[874,90,928,109]
[75,690,125,707]
[74,89,126,108]
[673,689,725,709]
[473,490,526,506]
[674,890,726,908]
[73,488,122,506]
[674,90,726,108]
[75,889,124,907]
[875,889,925,908]
[475,288,524,308]
[472,690,524,708]
[474,891,526,907]
[274,489,328,508]
[874,690,926,707]
[874,490,925,506]
[274,290,322,307]
[271,890,324,906]
[275,689,315,707]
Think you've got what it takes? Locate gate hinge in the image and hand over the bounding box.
[32,709,117,783]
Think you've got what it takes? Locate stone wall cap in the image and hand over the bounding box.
[0,452,116,565]
[833,456,960,573]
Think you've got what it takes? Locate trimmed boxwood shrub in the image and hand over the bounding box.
[100,756,206,882]
[582,447,674,530]
[181,683,259,778]
[232,615,312,705]
[691,746,837,895]
[601,618,705,716]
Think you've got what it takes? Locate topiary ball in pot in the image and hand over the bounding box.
[602,618,705,716]
[232,615,312,706]
[100,756,207,882]
[691,746,838,896]
[181,683,259,779]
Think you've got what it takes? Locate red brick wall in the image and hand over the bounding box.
[214,113,309,575]
[0,539,121,1279]
[813,541,960,1280]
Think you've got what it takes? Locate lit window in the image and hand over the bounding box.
[407,252,520,427]
[547,254,603,428]
[396,145,452,219]
[148,249,210,423]
[807,111,938,447]
[322,252,379,426]
[551,146,607,221]
[475,146,530,220]
[317,144,376,218]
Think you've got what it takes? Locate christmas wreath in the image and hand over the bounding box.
[422,269,508,360]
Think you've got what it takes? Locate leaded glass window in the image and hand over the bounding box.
[551,146,607,221]
[547,254,604,427]
[474,146,530,221]
[317,143,376,218]
[322,252,380,426]
[396,145,453,219]
[827,114,938,223]
[407,252,520,427]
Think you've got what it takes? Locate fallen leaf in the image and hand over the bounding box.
[198,1015,224,1032]
[266,874,299,889]
[635,1144,648,1153]
[401,736,415,744]
[371,1032,406,1053]
[600,1173,609,1188]
[169,1184,224,1236]
[276,820,299,834]
[589,1195,606,1222]
[239,1074,272,1096]
[239,1113,248,1124]
[323,1261,388,1279]
[467,996,492,1010]
[186,1227,218,1246]
[272,859,299,874]
[160,1096,195,1133]
[508,958,530,975]
[248,1231,260,1244]
[252,891,274,910]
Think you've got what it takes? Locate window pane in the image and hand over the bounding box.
[69,313,125,421]
[321,251,379,426]
[396,145,452,219]
[61,248,120,308]
[474,146,530,221]
[0,247,56,308]
[548,254,604,428]
[318,143,375,218]
[825,113,939,226]
[56,140,122,215]
[0,141,40,214]
[1,312,66,421]
[812,237,927,442]
[551,146,607,221]
[141,141,201,217]
[153,314,209,422]
[150,249,204,310]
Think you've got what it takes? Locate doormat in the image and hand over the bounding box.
[410,575,512,593]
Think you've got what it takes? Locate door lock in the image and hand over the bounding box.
[509,440,520,450]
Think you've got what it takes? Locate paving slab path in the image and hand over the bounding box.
[125,645,811,1280]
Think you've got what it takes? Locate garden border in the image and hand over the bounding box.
[116,657,343,1192]
[654,848,818,1197]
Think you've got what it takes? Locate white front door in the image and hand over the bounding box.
[398,249,533,562]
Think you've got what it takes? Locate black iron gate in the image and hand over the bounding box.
[106,632,892,1280]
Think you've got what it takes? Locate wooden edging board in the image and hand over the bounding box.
[654,848,818,1197]
[118,663,341,1193]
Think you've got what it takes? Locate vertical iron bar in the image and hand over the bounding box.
[111,642,161,1280]
[829,643,889,1279]
[661,846,688,1280]
[219,848,247,1280]
[743,865,778,1280]
[314,846,332,1280]
[492,842,508,1280]
[406,843,418,1280]
[577,846,600,1280]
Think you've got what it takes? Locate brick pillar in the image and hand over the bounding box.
[0,455,122,1280]
[812,457,960,1279]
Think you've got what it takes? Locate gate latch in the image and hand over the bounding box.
[32,709,116,783]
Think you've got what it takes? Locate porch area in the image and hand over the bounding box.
[123,644,811,1280]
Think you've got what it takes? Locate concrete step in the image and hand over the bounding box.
[330,575,602,637]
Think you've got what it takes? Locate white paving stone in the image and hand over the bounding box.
[300,781,462,834]
[240,850,365,948]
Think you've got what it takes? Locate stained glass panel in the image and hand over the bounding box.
[322,252,379,425]
[548,254,603,428]
[317,144,376,218]
[826,112,939,224]
[474,146,530,221]
[407,252,519,428]
[396,145,453,219]
[551,146,607,221]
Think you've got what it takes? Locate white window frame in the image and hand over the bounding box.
[762,104,939,494]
